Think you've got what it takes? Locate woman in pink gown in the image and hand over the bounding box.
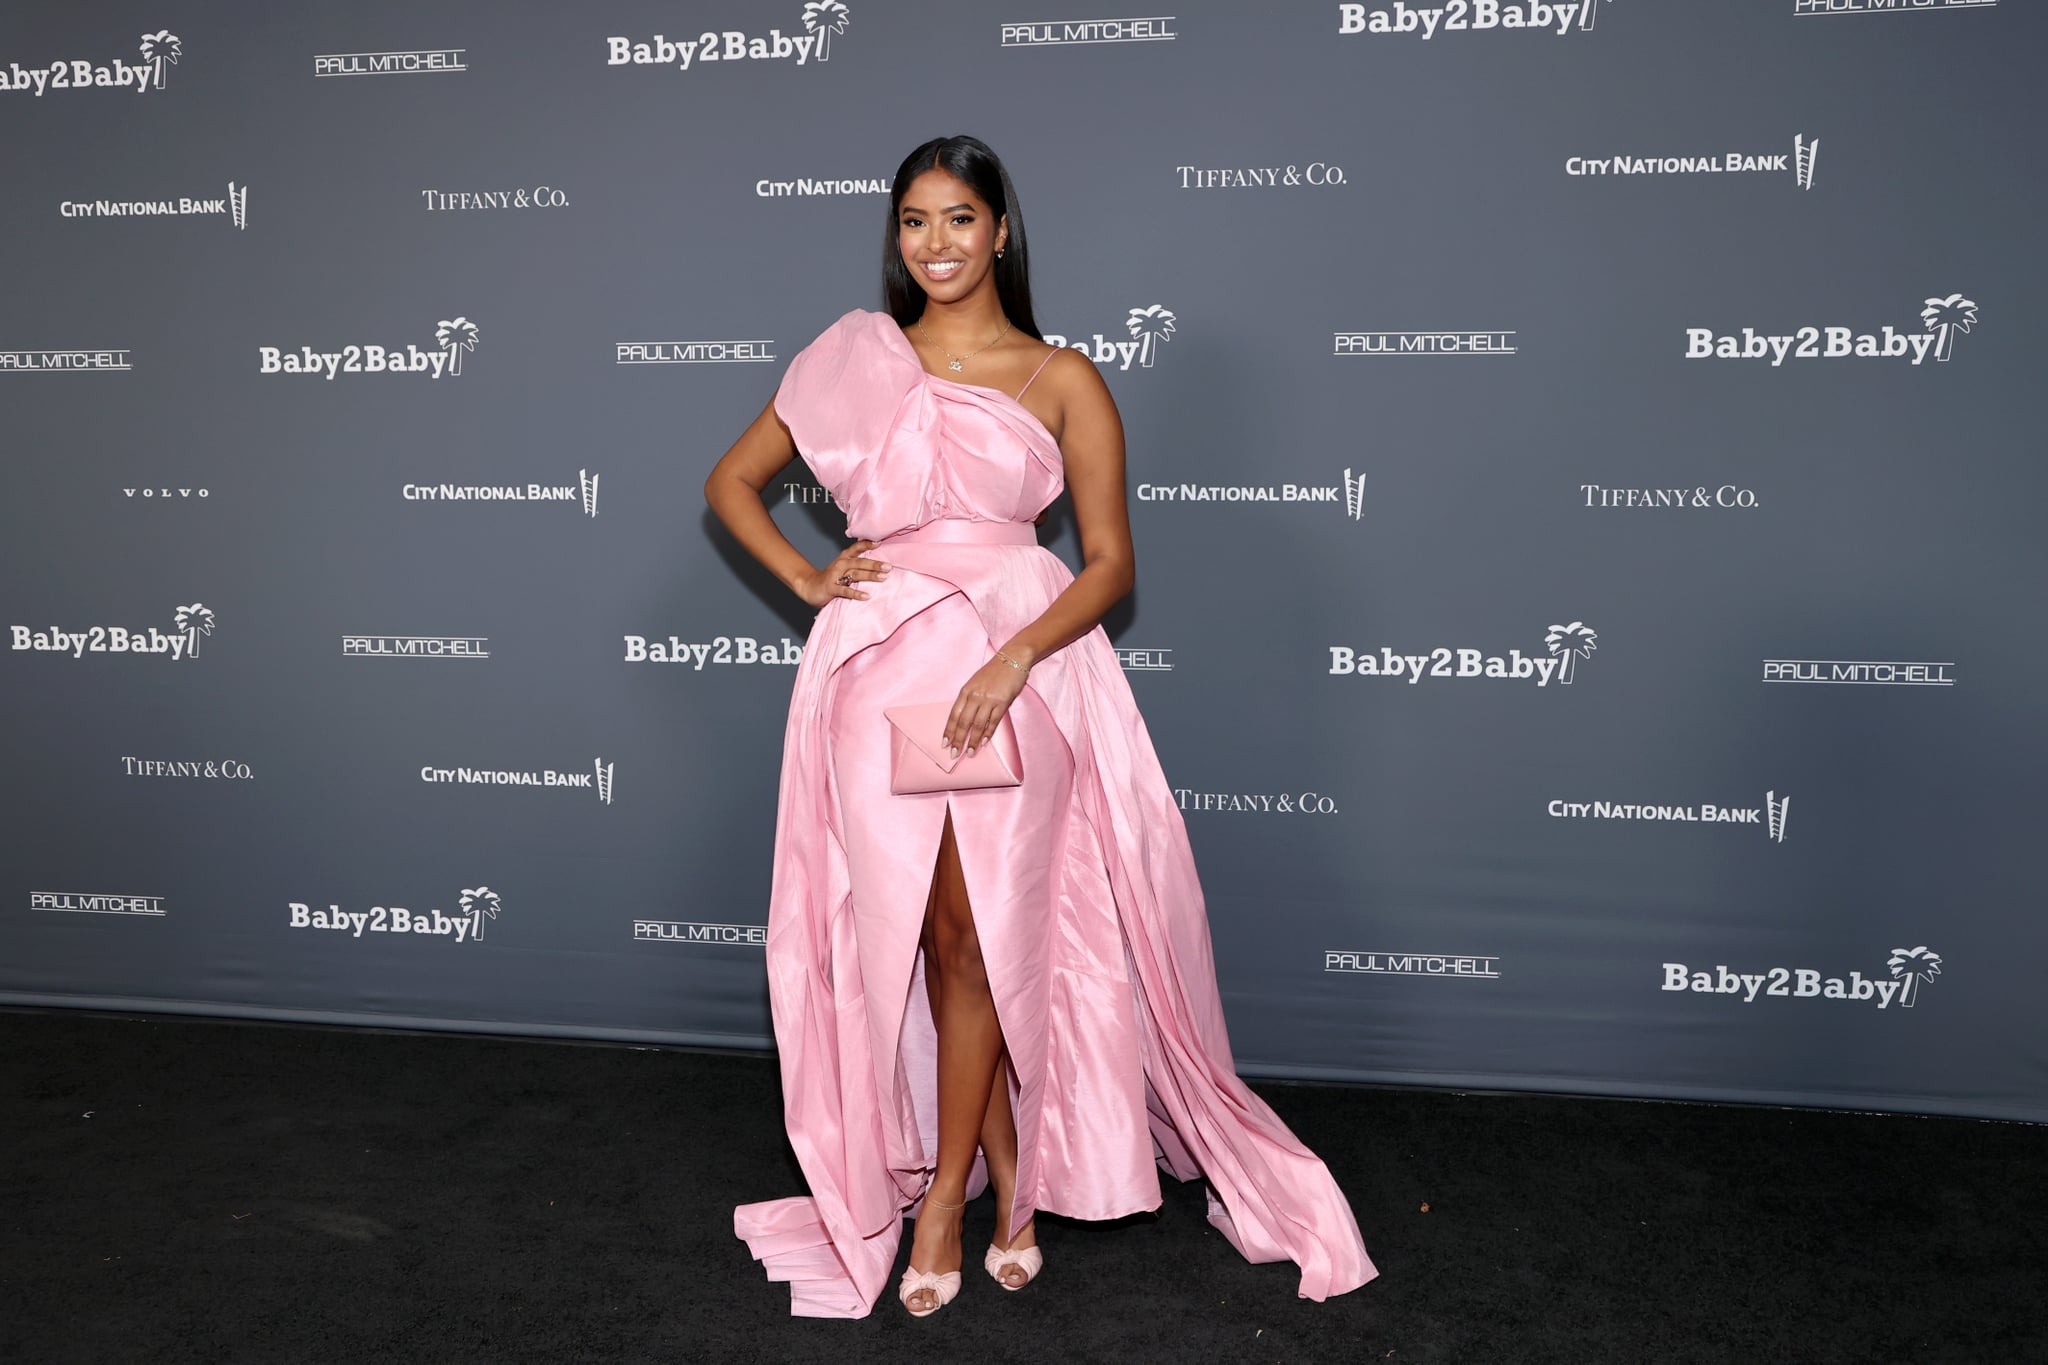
[704,135,1376,1319]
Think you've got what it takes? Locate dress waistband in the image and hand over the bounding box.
[876,519,1038,547]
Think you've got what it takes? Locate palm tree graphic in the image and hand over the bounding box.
[435,318,480,376]
[459,887,502,941]
[139,31,181,90]
[173,603,215,657]
[1543,621,1598,685]
[1886,945,1942,1008]
[803,1,851,61]
[1919,295,1978,364]
[1126,305,1177,369]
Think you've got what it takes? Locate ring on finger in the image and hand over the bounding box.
[836,573,852,586]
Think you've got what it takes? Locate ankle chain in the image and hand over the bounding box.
[925,1193,966,1210]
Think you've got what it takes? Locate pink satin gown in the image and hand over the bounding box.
[733,308,1377,1317]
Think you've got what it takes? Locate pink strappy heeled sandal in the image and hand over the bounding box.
[984,1236,1043,1290]
[900,1194,966,1317]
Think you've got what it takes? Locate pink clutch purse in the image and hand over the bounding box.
[884,702,1024,795]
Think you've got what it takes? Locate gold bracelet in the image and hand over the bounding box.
[995,648,1029,673]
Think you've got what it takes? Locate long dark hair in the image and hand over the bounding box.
[881,136,1041,341]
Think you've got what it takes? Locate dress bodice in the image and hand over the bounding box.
[774,310,1064,540]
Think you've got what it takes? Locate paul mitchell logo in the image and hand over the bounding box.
[1335,330,1516,356]
[404,469,599,516]
[0,349,132,372]
[1567,134,1818,188]
[313,49,466,76]
[1116,647,1174,671]
[1762,659,1955,686]
[1686,294,1979,365]
[31,892,165,916]
[1001,17,1179,46]
[1339,0,1613,40]
[634,920,767,945]
[1550,791,1790,842]
[1045,305,1175,371]
[420,759,616,805]
[615,340,775,364]
[1329,621,1598,686]
[260,317,479,379]
[289,887,502,942]
[60,181,248,228]
[421,186,567,211]
[1135,467,1366,519]
[1582,485,1759,509]
[1175,790,1341,815]
[622,634,804,667]
[1325,950,1501,978]
[1662,945,1942,1009]
[1,30,180,96]
[11,603,214,660]
[1794,0,1993,15]
[343,636,490,659]
[120,757,253,778]
[1176,162,1345,189]
[607,1,851,70]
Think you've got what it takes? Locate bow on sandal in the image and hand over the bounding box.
[898,1266,962,1317]
[984,1240,1043,1290]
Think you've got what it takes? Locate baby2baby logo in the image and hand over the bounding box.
[1686,294,1979,366]
[2,30,181,95]
[1328,621,1598,686]
[260,317,480,379]
[1339,0,1613,39]
[1663,946,1943,1010]
[290,887,503,943]
[1046,305,1176,372]
[11,603,215,660]
[607,1,850,69]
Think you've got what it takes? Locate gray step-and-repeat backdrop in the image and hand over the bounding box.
[4,2,2041,1123]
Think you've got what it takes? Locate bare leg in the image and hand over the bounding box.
[979,1053,1038,1287]
[904,807,1006,1313]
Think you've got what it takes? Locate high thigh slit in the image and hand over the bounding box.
[733,308,1376,1317]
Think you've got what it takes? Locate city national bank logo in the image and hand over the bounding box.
[1569,135,1819,190]
[1136,467,1367,520]
[1329,621,1598,686]
[1794,0,1994,16]
[1,30,181,96]
[634,920,767,946]
[1339,0,1613,39]
[1002,17,1179,46]
[11,603,215,661]
[289,887,503,943]
[607,1,851,70]
[1763,658,1955,686]
[1336,330,1516,356]
[314,48,466,76]
[1662,945,1943,1009]
[405,469,599,516]
[260,317,479,379]
[32,891,165,917]
[344,635,490,660]
[61,182,248,228]
[756,177,890,198]
[1045,305,1175,371]
[1551,791,1790,842]
[1686,294,1979,366]
[1326,950,1501,979]
[421,759,616,805]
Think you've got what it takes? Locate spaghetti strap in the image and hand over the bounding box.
[1015,345,1060,399]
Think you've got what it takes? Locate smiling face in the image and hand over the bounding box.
[896,166,1007,303]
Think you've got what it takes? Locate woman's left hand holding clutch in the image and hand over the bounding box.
[945,647,1032,756]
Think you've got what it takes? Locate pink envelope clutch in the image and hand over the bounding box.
[883,702,1024,795]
